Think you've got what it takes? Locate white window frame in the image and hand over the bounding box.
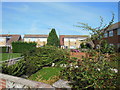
[109,30,113,37]
[117,28,120,35]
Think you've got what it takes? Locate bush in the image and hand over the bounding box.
[2,59,26,77]
[99,40,115,54]
[61,50,118,90]
[24,45,70,76]
[80,43,91,49]
[61,55,118,89]
[2,45,70,77]
[12,41,36,53]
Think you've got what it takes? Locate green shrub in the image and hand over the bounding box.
[61,56,118,89]
[2,45,70,77]
[99,40,115,54]
[24,45,69,76]
[2,59,26,77]
[12,41,36,53]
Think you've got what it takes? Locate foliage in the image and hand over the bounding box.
[12,41,36,53]
[28,67,62,84]
[47,28,60,47]
[2,46,70,77]
[61,13,118,89]
[80,43,91,49]
[76,13,114,49]
[99,40,115,54]
[2,59,26,77]
[61,54,118,89]
[24,45,69,76]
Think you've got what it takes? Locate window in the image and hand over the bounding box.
[109,30,113,37]
[117,28,120,35]
[104,33,108,38]
[0,37,5,42]
[30,38,38,42]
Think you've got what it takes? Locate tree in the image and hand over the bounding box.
[47,28,60,47]
[75,13,114,49]
[61,13,118,89]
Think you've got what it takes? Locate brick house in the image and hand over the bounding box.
[0,34,22,47]
[103,22,120,51]
[60,35,89,49]
[24,34,48,47]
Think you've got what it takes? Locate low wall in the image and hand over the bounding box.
[70,52,88,59]
[0,73,53,89]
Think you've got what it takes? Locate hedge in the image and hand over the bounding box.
[12,42,36,53]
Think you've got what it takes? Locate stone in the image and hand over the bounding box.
[53,79,71,89]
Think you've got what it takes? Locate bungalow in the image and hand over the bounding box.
[23,34,48,47]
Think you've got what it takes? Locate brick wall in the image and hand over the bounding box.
[0,79,6,89]
[70,52,88,59]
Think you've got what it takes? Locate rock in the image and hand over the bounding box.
[53,79,71,89]
[52,63,55,67]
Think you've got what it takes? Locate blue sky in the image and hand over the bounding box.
[2,2,118,36]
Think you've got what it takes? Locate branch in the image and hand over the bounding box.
[103,13,114,32]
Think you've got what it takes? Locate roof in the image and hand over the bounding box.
[0,34,21,45]
[0,34,21,37]
[24,34,48,38]
[106,22,120,31]
[60,35,89,38]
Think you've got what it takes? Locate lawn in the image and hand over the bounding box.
[0,53,21,61]
[28,67,63,84]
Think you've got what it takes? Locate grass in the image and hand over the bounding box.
[0,53,21,61]
[28,67,63,84]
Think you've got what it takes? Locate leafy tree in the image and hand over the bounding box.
[61,13,118,89]
[47,28,60,47]
[76,13,114,49]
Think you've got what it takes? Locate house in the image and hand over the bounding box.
[24,34,48,47]
[103,22,120,51]
[0,34,22,47]
[60,35,89,49]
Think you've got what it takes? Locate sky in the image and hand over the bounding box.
[2,2,119,36]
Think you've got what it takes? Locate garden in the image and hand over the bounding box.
[1,17,120,89]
